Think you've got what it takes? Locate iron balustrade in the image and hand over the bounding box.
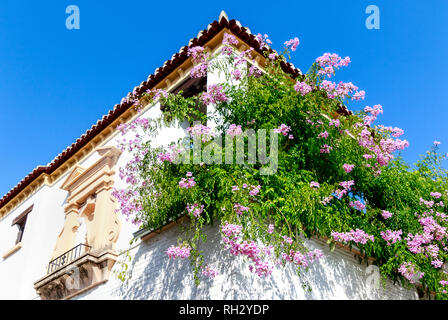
[47,243,91,274]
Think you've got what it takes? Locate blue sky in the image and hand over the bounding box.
[0,0,447,197]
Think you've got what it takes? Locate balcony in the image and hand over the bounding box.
[47,243,91,274]
[34,244,118,300]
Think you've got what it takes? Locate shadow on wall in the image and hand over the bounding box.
[104,224,417,300]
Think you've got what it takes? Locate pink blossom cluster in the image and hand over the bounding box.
[248,64,262,77]
[321,195,333,205]
[377,125,405,138]
[331,229,374,244]
[143,88,168,104]
[356,105,409,169]
[319,80,364,101]
[340,180,355,191]
[404,215,447,268]
[431,192,442,199]
[201,84,228,105]
[315,53,351,77]
[221,222,278,277]
[284,37,300,51]
[233,203,250,215]
[249,185,261,196]
[221,33,238,56]
[274,124,291,137]
[420,197,435,209]
[179,173,196,189]
[116,117,152,136]
[320,144,332,154]
[329,119,340,127]
[221,222,243,238]
[310,181,320,188]
[317,131,329,139]
[166,245,192,259]
[282,249,323,268]
[186,203,204,217]
[380,230,403,246]
[398,262,424,283]
[268,52,277,60]
[364,105,384,124]
[201,265,219,278]
[282,235,293,245]
[381,210,393,219]
[232,68,242,80]
[187,124,216,142]
[255,33,272,50]
[157,145,183,163]
[294,81,312,96]
[349,200,366,211]
[112,188,142,223]
[188,46,210,78]
[267,224,274,234]
[343,164,355,173]
[226,124,243,137]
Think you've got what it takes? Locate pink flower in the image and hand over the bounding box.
[380,230,402,246]
[317,131,329,139]
[352,90,366,101]
[232,69,242,80]
[233,203,250,215]
[430,192,442,199]
[179,177,196,189]
[398,262,423,283]
[343,164,355,173]
[202,265,219,278]
[381,210,393,219]
[310,181,320,188]
[274,124,291,136]
[349,200,366,211]
[249,185,261,196]
[187,124,216,142]
[294,81,312,96]
[339,180,355,190]
[166,245,192,259]
[267,224,274,234]
[201,84,228,105]
[315,53,350,77]
[320,144,333,153]
[329,119,340,127]
[186,203,204,217]
[331,229,374,244]
[226,124,243,137]
[284,37,300,51]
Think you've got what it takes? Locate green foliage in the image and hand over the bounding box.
[120,52,448,299]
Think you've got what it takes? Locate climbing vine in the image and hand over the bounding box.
[113,32,448,299]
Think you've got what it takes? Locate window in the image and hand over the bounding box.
[11,205,33,244]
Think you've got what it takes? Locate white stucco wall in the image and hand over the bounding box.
[0,53,419,300]
[74,223,418,300]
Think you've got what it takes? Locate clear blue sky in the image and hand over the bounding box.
[1,0,447,197]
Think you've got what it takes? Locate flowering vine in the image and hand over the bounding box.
[112,30,448,299]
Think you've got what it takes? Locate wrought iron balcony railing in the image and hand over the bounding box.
[47,243,91,274]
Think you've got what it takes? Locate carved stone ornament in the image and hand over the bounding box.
[34,146,122,300]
